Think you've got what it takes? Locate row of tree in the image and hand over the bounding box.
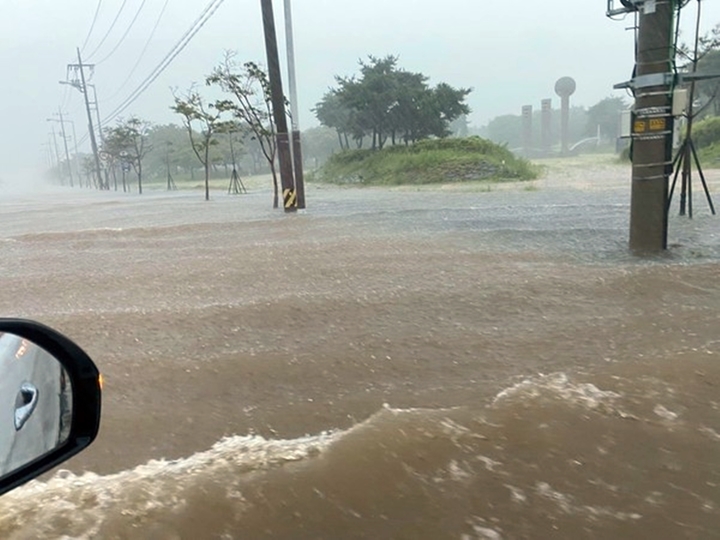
[66,53,473,204]
[85,53,281,204]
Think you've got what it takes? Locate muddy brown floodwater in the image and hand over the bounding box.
[0,160,719,539]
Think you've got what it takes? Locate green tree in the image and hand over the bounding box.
[316,55,471,150]
[301,126,342,168]
[676,23,720,118]
[207,53,280,208]
[694,49,720,117]
[171,88,224,201]
[314,91,358,150]
[585,97,627,141]
[145,124,200,180]
[483,106,588,152]
[484,114,522,148]
[691,116,720,148]
[103,116,152,193]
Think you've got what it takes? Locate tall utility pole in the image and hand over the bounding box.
[628,1,676,252]
[46,136,57,172]
[86,84,106,149]
[260,0,297,212]
[66,119,80,183]
[283,0,306,209]
[57,109,74,187]
[49,125,64,185]
[88,83,111,191]
[70,48,104,190]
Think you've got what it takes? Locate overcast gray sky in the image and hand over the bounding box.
[1,0,719,175]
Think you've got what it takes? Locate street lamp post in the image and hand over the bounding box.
[283,0,305,209]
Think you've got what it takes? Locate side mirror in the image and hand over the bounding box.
[0,319,101,496]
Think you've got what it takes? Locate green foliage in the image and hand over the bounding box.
[482,106,589,150]
[102,116,152,193]
[696,141,720,167]
[692,116,720,148]
[301,126,342,168]
[171,88,224,200]
[207,52,279,207]
[679,24,720,118]
[586,97,627,140]
[314,55,471,150]
[312,136,537,186]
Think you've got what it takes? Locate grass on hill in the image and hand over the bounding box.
[310,137,538,186]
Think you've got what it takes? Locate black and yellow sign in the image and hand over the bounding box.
[633,117,669,135]
[283,188,297,209]
[649,118,667,131]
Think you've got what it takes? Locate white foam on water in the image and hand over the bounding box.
[463,518,504,540]
[492,372,622,411]
[653,404,679,422]
[698,426,720,441]
[535,482,643,522]
[0,432,338,539]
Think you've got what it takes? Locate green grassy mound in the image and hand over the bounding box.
[311,137,538,186]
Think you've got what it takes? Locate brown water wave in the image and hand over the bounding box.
[1,354,718,540]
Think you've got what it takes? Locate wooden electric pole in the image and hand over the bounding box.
[628,1,676,253]
[260,0,297,212]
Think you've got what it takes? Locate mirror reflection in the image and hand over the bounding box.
[0,332,73,478]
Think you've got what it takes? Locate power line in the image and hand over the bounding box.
[103,0,225,124]
[95,0,150,65]
[81,0,104,53]
[86,0,130,60]
[77,0,226,147]
[104,0,171,100]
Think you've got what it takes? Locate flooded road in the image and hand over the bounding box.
[0,160,719,538]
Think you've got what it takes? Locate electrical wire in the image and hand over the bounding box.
[80,0,104,53]
[94,0,150,65]
[85,0,130,61]
[77,0,225,146]
[103,0,225,124]
[104,0,171,100]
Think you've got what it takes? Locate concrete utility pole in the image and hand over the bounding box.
[283,0,306,209]
[86,84,105,146]
[628,1,676,252]
[49,125,63,185]
[541,99,552,156]
[66,119,80,182]
[69,48,104,190]
[46,135,58,173]
[260,0,297,212]
[521,105,533,157]
[57,109,74,187]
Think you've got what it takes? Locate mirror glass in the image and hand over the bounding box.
[0,332,73,479]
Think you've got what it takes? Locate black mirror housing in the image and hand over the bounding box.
[0,319,101,496]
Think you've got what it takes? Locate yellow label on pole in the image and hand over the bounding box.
[634,120,647,133]
[649,118,667,131]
